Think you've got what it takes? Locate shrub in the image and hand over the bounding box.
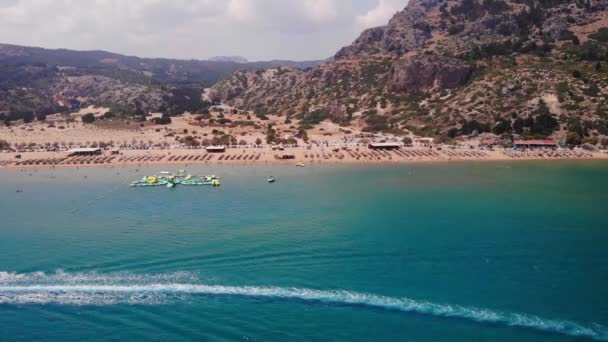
[256,113,269,120]
[0,139,10,150]
[589,27,608,43]
[448,24,465,35]
[576,40,608,61]
[566,132,582,146]
[582,136,599,145]
[461,119,490,135]
[152,116,172,125]
[81,113,95,124]
[22,111,34,124]
[195,112,212,121]
[363,115,389,133]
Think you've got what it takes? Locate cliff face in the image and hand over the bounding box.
[211,0,608,142]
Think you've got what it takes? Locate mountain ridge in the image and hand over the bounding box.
[210,0,608,145]
[0,43,324,118]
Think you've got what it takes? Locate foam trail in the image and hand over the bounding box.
[0,272,606,341]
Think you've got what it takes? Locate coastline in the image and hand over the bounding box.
[1,147,607,171]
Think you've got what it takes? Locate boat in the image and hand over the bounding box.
[296,162,305,167]
[267,176,276,183]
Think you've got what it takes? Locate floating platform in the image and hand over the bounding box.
[130,171,220,188]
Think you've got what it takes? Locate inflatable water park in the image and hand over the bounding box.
[130,170,221,188]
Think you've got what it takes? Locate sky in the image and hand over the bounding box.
[0,0,409,61]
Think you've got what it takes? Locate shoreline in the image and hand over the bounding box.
[1,147,607,171]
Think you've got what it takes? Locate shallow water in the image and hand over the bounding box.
[1,161,608,341]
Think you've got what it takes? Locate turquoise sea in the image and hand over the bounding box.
[1,161,608,341]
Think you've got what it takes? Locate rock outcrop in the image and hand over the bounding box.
[335,0,436,59]
[389,56,473,93]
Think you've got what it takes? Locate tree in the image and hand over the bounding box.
[596,62,603,72]
[266,126,276,144]
[301,130,310,143]
[103,111,115,119]
[255,138,262,146]
[530,100,558,136]
[133,100,147,117]
[493,119,512,135]
[513,117,525,134]
[82,113,96,124]
[36,113,47,121]
[302,110,329,125]
[402,137,413,146]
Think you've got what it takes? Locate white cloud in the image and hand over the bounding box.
[227,0,255,21]
[302,0,338,21]
[0,0,409,60]
[356,0,408,30]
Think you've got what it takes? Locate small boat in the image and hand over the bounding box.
[167,182,175,188]
[296,163,305,167]
[267,177,276,183]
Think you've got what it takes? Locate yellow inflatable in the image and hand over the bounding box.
[147,176,157,184]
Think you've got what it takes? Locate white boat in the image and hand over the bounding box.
[267,177,276,183]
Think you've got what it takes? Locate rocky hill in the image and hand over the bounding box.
[0,44,323,120]
[211,0,608,145]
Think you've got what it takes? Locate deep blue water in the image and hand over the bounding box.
[1,162,607,341]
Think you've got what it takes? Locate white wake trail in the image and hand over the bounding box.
[0,272,606,341]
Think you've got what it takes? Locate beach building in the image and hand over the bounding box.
[480,138,497,147]
[368,142,401,150]
[67,148,102,156]
[514,140,557,149]
[207,146,226,153]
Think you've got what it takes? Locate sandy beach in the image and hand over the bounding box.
[2,111,607,171]
[1,145,606,171]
